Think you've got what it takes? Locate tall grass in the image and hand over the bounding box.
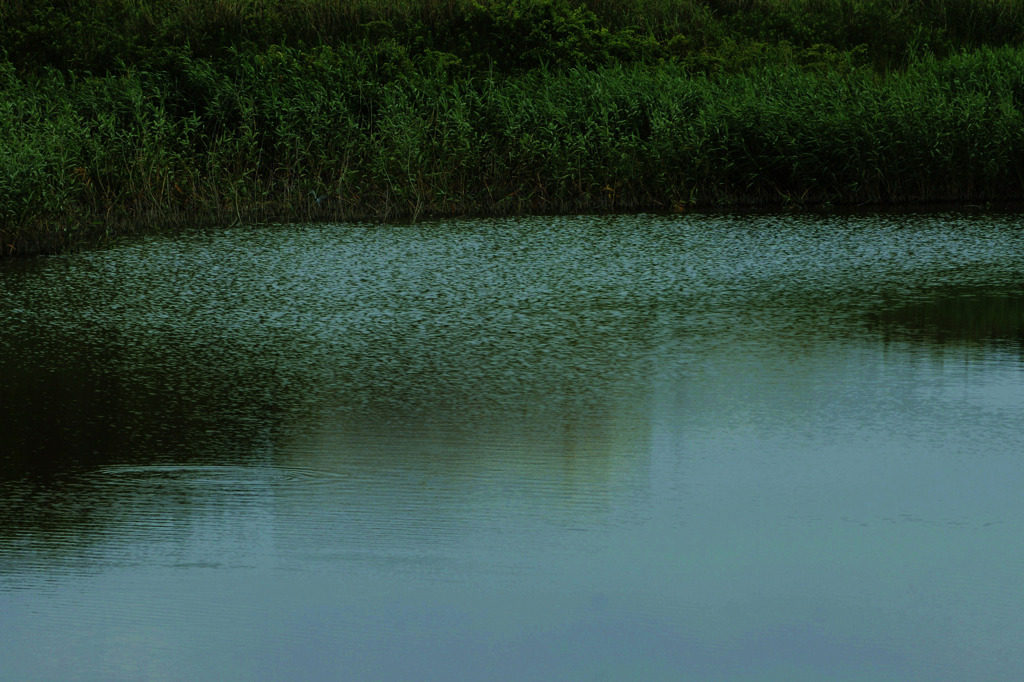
[5,0,1024,76]
[5,44,1024,255]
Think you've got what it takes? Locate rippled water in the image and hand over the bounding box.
[2,213,1023,680]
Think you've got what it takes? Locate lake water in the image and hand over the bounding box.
[2,212,1023,680]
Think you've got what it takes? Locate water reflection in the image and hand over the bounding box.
[2,212,1024,679]
[874,287,1024,346]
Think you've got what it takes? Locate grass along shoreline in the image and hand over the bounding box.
[5,1,1024,255]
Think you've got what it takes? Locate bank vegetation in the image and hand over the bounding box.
[3,0,1024,255]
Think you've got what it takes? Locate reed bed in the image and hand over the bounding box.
[5,0,1024,76]
[4,0,1024,254]
[5,45,1024,255]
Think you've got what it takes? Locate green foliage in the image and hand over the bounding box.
[435,0,610,71]
[5,1,1024,254]
[7,43,1024,255]
[5,0,1024,77]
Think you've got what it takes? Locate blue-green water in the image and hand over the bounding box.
[2,213,1023,680]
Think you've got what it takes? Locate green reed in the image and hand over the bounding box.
[5,0,1024,77]
[5,43,1024,255]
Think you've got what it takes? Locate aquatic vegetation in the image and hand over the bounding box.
[3,1,1024,255]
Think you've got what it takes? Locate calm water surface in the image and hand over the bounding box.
[2,213,1023,680]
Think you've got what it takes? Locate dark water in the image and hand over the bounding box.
[2,213,1023,680]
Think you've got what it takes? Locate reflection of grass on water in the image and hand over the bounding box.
[876,291,1024,344]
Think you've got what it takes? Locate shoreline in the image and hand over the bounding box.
[5,2,1024,257]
